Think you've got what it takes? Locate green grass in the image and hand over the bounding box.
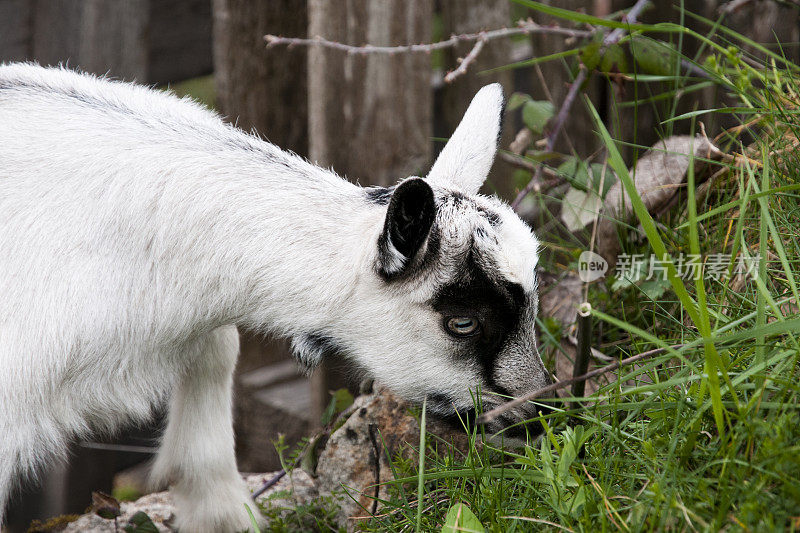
[354,4,800,532]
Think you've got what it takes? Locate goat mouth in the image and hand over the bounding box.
[432,403,556,442]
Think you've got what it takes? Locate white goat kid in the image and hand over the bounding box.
[0,63,551,532]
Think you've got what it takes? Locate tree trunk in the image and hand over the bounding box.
[213,0,308,154]
[439,0,515,199]
[308,0,433,186]
[307,0,434,422]
[3,0,212,84]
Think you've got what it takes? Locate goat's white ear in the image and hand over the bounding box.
[377,178,436,280]
[427,83,504,195]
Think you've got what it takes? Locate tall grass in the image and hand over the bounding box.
[362,3,800,531]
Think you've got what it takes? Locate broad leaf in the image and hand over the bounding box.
[442,502,485,533]
[522,100,555,134]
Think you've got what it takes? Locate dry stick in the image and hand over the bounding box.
[476,343,684,425]
[444,34,487,83]
[510,0,651,211]
[266,22,592,84]
[265,22,592,56]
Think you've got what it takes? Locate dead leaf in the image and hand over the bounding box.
[597,135,723,268]
[538,271,582,329]
[560,187,603,232]
[91,491,121,520]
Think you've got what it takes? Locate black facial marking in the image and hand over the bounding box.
[427,392,477,431]
[364,186,394,205]
[290,332,347,371]
[377,178,436,280]
[430,250,526,392]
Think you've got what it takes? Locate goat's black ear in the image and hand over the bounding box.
[377,178,436,279]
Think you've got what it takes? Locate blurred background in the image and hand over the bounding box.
[1,0,798,530]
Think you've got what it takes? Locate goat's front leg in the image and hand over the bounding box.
[151,325,262,533]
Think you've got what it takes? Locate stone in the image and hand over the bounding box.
[314,387,472,527]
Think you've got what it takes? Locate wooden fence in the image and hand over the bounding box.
[0,0,212,83]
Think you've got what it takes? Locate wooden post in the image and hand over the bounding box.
[0,0,33,62]
[439,0,515,199]
[2,0,212,84]
[307,0,434,422]
[213,0,308,154]
[308,0,433,187]
[213,0,312,468]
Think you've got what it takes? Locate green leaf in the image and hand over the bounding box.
[601,43,628,73]
[507,92,532,111]
[522,100,555,134]
[580,38,602,71]
[557,157,590,191]
[629,35,679,76]
[123,512,159,533]
[320,388,354,426]
[244,504,263,533]
[558,159,616,197]
[640,278,671,300]
[441,502,485,533]
[590,163,617,197]
[512,169,531,190]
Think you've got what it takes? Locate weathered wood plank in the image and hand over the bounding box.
[213,0,307,154]
[150,0,213,83]
[0,0,32,61]
[439,0,515,199]
[308,0,433,186]
[7,0,211,83]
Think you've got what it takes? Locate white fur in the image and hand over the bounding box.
[0,64,548,530]
[427,83,504,194]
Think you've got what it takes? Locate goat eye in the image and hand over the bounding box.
[445,316,480,337]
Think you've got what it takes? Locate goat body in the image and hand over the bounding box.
[0,64,549,531]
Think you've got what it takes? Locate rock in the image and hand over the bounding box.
[62,491,174,532]
[314,387,471,528]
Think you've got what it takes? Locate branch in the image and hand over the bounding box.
[265,20,592,55]
[475,343,683,425]
[510,0,651,211]
[444,33,487,83]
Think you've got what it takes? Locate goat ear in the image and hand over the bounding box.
[377,178,436,279]
[427,83,504,195]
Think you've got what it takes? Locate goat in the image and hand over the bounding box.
[0,63,551,532]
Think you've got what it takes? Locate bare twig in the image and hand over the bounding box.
[265,20,592,56]
[510,0,651,211]
[476,343,683,425]
[252,469,287,499]
[444,33,487,83]
[603,0,651,46]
